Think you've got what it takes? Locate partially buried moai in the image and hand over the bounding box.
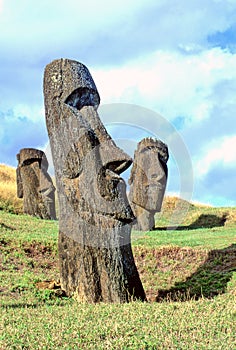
[43,59,146,303]
[16,148,56,220]
[128,138,168,231]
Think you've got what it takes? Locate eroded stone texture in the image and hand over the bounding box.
[16,148,56,220]
[128,138,168,231]
[43,58,146,303]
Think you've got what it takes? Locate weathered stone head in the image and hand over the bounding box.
[44,59,134,231]
[16,148,56,220]
[43,59,146,302]
[129,137,168,231]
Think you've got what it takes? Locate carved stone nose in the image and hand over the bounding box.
[99,140,132,175]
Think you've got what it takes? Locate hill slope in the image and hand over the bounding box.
[157,195,236,228]
[1,163,236,228]
[0,207,235,349]
[0,163,235,348]
[0,164,23,213]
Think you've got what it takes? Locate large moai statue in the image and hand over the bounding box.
[128,138,168,231]
[16,148,56,220]
[43,59,146,303]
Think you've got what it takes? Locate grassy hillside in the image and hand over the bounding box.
[0,211,235,348]
[0,164,236,348]
[156,195,236,229]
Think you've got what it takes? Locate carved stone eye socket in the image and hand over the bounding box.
[64,87,100,110]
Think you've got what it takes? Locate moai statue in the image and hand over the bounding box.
[128,138,168,231]
[16,148,56,220]
[43,59,146,303]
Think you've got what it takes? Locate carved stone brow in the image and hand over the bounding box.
[64,87,100,110]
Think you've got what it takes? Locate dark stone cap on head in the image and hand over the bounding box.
[137,137,169,164]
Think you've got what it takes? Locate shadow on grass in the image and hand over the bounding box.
[155,213,228,231]
[156,244,236,302]
[0,222,16,231]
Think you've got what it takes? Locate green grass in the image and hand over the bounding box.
[0,204,236,349]
[133,226,236,249]
[1,297,235,349]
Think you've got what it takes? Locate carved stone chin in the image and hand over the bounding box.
[44,58,146,303]
[129,138,168,231]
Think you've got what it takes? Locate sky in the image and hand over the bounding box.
[0,0,236,207]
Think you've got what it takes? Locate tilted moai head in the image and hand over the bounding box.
[128,137,169,231]
[16,148,56,220]
[43,59,146,302]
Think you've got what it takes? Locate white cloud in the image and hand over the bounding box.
[195,135,236,178]
[0,0,148,48]
[0,0,236,206]
[0,109,48,166]
[13,104,44,123]
[94,48,236,123]
[1,0,236,66]
[95,45,236,207]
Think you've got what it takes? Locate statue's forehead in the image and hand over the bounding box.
[44,59,99,101]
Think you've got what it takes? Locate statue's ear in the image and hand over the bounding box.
[128,161,137,185]
[63,148,82,179]
[62,130,99,179]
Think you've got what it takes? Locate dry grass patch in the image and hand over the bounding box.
[0,164,23,213]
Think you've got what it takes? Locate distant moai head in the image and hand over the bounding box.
[44,59,134,242]
[129,138,169,213]
[16,148,56,220]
